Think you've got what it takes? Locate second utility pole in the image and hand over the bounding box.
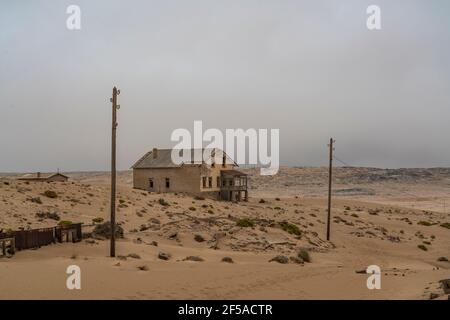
[326,138,334,241]
[110,86,120,257]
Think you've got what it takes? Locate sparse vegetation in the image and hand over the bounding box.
[418,221,434,226]
[298,249,311,263]
[29,197,42,204]
[236,218,254,228]
[269,255,289,264]
[189,206,196,211]
[92,222,124,239]
[158,198,169,206]
[137,265,149,271]
[92,217,104,224]
[36,211,60,221]
[259,199,266,203]
[194,234,205,242]
[222,257,234,263]
[194,195,205,200]
[43,190,57,199]
[279,222,302,236]
[183,256,204,262]
[440,222,450,229]
[417,244,428,251]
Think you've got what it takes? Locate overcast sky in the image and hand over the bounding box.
[1,0,449,172]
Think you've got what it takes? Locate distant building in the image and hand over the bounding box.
[131,148,248,201]
[18,172,69,182]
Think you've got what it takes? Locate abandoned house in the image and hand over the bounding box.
[18,172,69,182]
[131,148,248,201]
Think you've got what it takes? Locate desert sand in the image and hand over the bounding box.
[0,167,449,300]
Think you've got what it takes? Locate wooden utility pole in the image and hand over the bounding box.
[110,86,120,257]
[326,138,334,241]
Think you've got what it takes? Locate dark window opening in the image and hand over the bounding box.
[202,177,207,188]
[165,178,170,189]
[149,178,154,189]
[208,177,212,188]
[216,177,220,188]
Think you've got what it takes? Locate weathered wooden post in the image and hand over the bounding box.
[327,138,334,241]
[110,86,120,257]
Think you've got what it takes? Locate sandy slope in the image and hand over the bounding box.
[0,167,449,299]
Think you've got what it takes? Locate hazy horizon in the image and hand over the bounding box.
[1,0,450,172]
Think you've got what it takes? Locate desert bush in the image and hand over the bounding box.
[417,244,428,251]
[269,255,289,264]
[440,222,450,229]
[189,206,196,211]
[236,218,254,228]
[137,265,149,271]
[418,221,434,226]
[29,197,42,204]
[158,198,169,206]
[298,249,311,263]
[194,234,205,242]
[92,217,104,224]
[279,222,302,236]
[194,195,205,200]
[259,199,266,203]
[36,211,60,221]
[43,190,57,198]
[92,221,124,239]
[183,256,204,262]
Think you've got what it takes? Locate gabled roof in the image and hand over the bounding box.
[18,172,69,180]
[131,148,237,169]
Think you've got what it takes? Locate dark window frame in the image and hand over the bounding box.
[165,178,170,189]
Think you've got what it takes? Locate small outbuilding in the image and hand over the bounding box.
[18,172,69,182]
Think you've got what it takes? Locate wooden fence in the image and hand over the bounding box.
[0,223,82,255]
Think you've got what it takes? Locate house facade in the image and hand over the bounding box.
[132,148,248,201]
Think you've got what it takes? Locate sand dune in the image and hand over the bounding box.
[0,167,449,299]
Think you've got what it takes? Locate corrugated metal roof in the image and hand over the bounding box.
[132,148,236,169]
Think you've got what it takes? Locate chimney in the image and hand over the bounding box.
[152,148,158,159]
[37,172,41,178]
